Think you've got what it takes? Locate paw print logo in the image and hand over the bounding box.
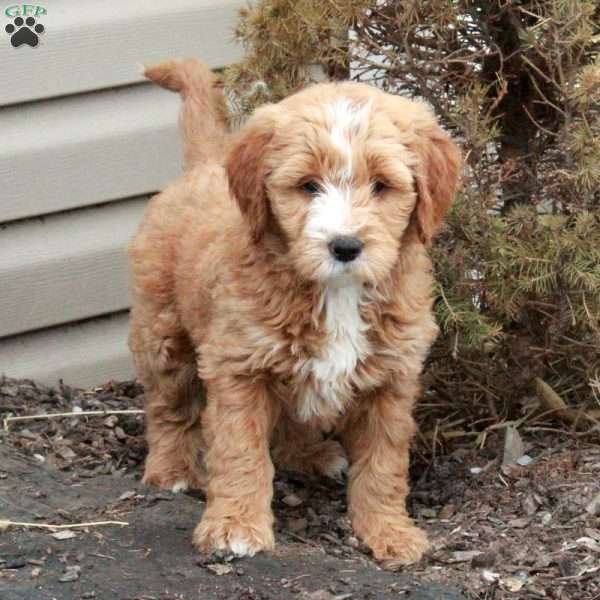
[5,16,45,47]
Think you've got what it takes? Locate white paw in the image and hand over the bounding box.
[210,533,262,557]
[171,479,189,494]
[228,537,256,557]
[321,452,349,480]
[193,517,274,557]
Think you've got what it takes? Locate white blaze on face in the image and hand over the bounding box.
[328,98,370,181]
[304,181,352,243]
[303,100,370,256]
[302,99,371,282]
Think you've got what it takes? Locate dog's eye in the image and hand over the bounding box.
[301,180,322,196]
[372,180,387,195]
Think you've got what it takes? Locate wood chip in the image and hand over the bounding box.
[439,504,456,519]
[576,537,600,552]
[51,530,76,540]
[449,550,482,563]
[205,563,233,576]
[59,565,81,582]
[481,570,500,583]
[501,574,527,592]
[509,517,529,529]
[56,447,76,460]
[503,425,525,466]
[522,493,538,516]
[586,492,600,516]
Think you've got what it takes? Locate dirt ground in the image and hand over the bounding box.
[1,378,599,600]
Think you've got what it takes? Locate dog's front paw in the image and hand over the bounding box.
[353,516,429,568]
[193,512,275,557]
[142,468,204,493]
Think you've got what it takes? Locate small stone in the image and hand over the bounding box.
[282,493,303,507]
[31,567,41,578]
[420,508,437,519]
[114,426,127,440]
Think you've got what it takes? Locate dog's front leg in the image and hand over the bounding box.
[343,385,429,567]
[193,376,277,557]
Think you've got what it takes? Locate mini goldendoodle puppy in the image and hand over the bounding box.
[129,59,461,566]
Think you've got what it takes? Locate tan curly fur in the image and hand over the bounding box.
[128,58,461,566]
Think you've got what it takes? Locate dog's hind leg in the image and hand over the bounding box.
[272,413,348,481]
[130,321,206,493]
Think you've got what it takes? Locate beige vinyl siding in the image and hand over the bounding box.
[0,0,244,107]
[0,198,147,338]
[1,85,181,223]
[0,0,243,387]
[0,313,132,386]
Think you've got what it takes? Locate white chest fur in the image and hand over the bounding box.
[298,284,370,422]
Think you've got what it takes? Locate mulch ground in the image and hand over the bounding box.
[1,377,599,600]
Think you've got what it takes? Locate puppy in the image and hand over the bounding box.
[129,58,461,566]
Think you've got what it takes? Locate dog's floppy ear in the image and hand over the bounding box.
[404,108,462,245]
[225,116,274,242]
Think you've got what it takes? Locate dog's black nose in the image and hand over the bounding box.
[329,236,364,262]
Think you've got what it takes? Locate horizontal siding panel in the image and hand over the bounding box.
[0,312,134,388]
[0,198,147,338]
[0,0,244,106]
[0,84,182,223]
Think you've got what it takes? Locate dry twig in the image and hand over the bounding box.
[3,409,144,432]
[0,519,129,531]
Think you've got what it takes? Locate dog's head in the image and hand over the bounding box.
[226,82,461,285]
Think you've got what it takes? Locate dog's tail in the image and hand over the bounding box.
[144,58,228,169]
